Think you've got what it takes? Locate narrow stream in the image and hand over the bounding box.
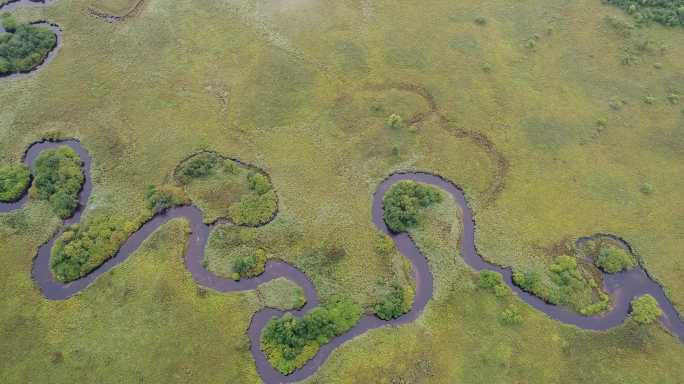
[1,140,683,384]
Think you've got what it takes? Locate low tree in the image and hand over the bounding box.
[630,294,662,325]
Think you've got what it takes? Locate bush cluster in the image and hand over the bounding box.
[231,247,266,280]
[145,184,189,213]
[229,172,277,225]
[0,164,30,202]
[176,152,277,225]
[0,15,57,75]
[595,244,636,273]
[175,152,221,184]
[477,270,508,297]
[29,146,84,219]
[261,297,362,374]
[383,180,442,232]
[513,256,610,315]
[374,282,414,320]
[51,216,128,282]
[500,305,523,326]
[630,294,662,325]
[603,0,684,27]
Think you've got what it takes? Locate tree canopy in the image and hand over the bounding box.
[0,15,57,75]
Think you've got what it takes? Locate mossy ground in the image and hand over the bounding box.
[1,0,684,382]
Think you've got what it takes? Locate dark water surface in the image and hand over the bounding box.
[1,141,683,383]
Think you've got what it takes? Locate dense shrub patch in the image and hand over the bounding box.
[261,297,362,374]
[50,184,184,282]
[0,15,57,75]
[230,246,267,281]
[175,152,277,225]
[630,294,662,324]
[0,164,30,202]
[595,244,636,273]
[145,184,189,213]
[29,146,84,219]
[513,256,610,315]
[477,270,508,297]
[603,0,684,27]
[51,216,128,282]
[374,282,414,320]
[174,152,221,184]
[383,180,442,232]
[500,305,523,326]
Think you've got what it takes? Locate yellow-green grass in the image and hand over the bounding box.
[305,194,684,383]
[256,277,306,311]
[0,0,683,381]
[89,0,142,17]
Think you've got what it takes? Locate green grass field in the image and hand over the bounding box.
[1,0,684,382]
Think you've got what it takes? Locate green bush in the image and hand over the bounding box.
[595,245,636,273]
[231,247,267,280]
[228,190,277,226]
[51,216,128,282]
[478,270,508,297]
[383,180,442,232]
[145,184,189,213]
[630,294,662,325]
[374,282,413,320]
[30,146,84,219]
[175,152,221,183]
[386,113,404,129]
[247,172,272,194]
[0,164,30,202]
[374,233,395,255]
[0,18,57,75]
[513,256,608,313]
[500,305,523,326]
[1,14,18,33]
[261,297,362,374]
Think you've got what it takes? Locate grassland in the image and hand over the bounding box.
[88,0,142,17]
[1,0,684,382]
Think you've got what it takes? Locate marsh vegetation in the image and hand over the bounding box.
[0,14,57,75]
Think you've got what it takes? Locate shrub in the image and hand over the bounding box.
[0,20,57,75]
[247,172,272,195]
[0,164,30,202]
[228,190,277,225]
[175,152,220,183]
[500,305,523,326]
[374,282,413,320]
[595,245,636,273]
[375,233,395,255]
[640,182,654,195]
[1,14,18,33]
[231,247,267,280]
[630,294,662,325]
[29,146,84,219]
[261,297,362,374]
[478,270,503,289]
[513,256,605,312]
[383,180,442,232]
[478,270,508,297]
[386,113,404,129]
[51,215,128,282]
[145,184,189,213]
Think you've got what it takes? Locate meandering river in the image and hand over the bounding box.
[1,140,683,383]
